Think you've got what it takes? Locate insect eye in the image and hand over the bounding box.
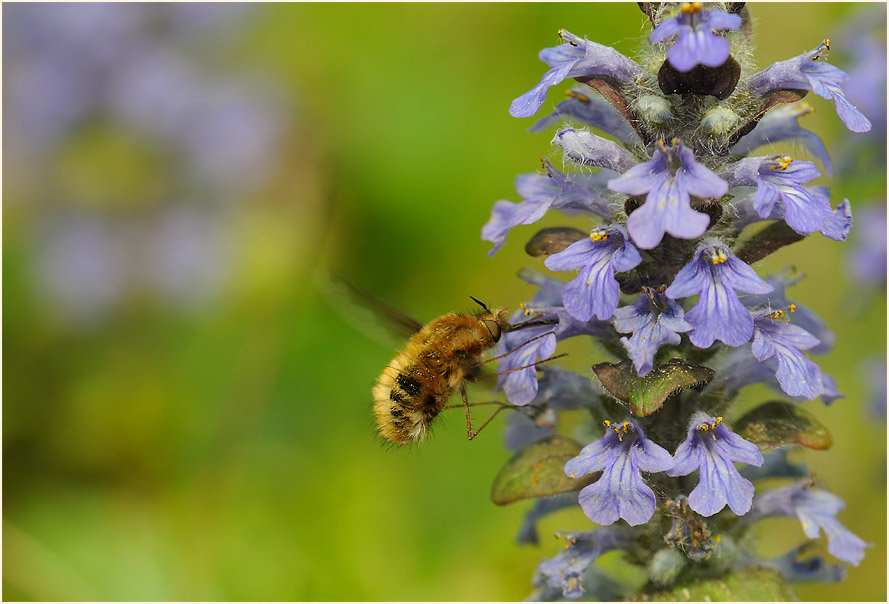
[483,319,501,342]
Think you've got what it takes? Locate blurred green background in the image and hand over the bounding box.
[3,3,886,601]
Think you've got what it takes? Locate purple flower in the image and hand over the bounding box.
[553,127,640,174]
[820,198,853,242]
[729,185,852,243]
[668,413,764,517]
[530,86,640,145]
[719,155,834,236]
[536,527,632,598]
[481,200,533,257]
[761,544,847,584]
[742,268,835,354]
[516,493,579,545]
[731,102,833,176]
[748,40,872,133]
[612,287,693,376]
[751,308,823,400]
[749,480,871,566]
[665,239,773,348]
[493,270,611,405]
[707,346,843,406]
[650,4,741,72]
[481,159,616,256]
[565,420,674,526]
[608,139,727,249]
[494,320,557,406]
[510,30,641,119]
[544,224,642,322]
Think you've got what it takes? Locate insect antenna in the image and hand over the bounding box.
[469,296,489,311]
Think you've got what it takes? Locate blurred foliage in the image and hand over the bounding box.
[3,3,885,601]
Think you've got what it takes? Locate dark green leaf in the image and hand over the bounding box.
[490,436,596,506]
[633,567,796,601]
[525,227,587,257]
[733,400,832,451]
[592,358,715,417]
[735,221,806,265]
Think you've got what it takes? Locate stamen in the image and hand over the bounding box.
[709,248,728,264]
[565,90,591,103]
[795,102,814,116]
[682,3,703,15]
[769,156,793,171]
[559,28,577,46]
[789,304,796,313]
[604,419,633,441]
[698,417,723,440]
[590,230,609,242]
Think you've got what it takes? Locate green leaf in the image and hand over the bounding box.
[592,358,715,417]
[524,227,587,257]
[633,567,796,601]
[733,400,833,451]
[490,435,596,506]
[735,221,806,265]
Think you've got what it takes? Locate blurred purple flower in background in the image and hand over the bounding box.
[4,3,290,326]
[846,204,887,288]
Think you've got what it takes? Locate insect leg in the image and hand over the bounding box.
[460,383,474,441]
[471,331,556,369]
[457,386,542,441]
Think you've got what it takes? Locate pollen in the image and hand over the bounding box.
[789,304,796,313]
[590,231,609,242]
[770,309,785,320]
[699,417,723,440]
[682,2,703,14]
[709,249,728,264]
[565,90,590,103]
[770,156,793,171]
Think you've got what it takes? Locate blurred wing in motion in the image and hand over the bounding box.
[315,269,423,346]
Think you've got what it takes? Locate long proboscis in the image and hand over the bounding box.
[508,317,559,331]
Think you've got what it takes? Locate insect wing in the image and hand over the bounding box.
[316,270,423,344]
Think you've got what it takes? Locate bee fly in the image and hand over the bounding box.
[373,296,561,445]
